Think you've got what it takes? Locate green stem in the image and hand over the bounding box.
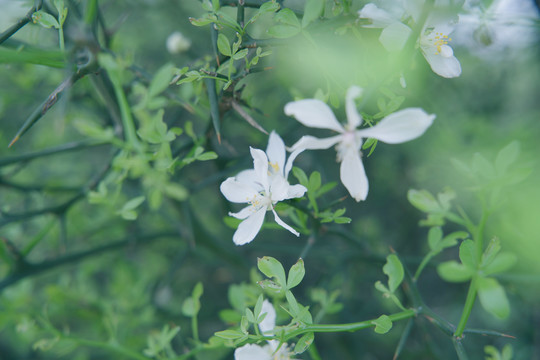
[414,253,433,280]
[59,26,65,51]
[110,78,142,152]
[283,309,415,340]
[454,276,478,338]
[192,315,199,342]
[475,209,488,262]
[307,342,322,360]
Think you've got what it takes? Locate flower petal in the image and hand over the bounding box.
[340,148,369,202]
[250,147,269,192]
[346,86,363,129]
[356,108,435,144]
[272,209,300,236]
[358,3,398,28]
[284,99,344,133]
[258,300,276,334]
[289,134,342,152]
[286,184,307,199]
[422,49,462,78]
[284,147,303,179]
[233,207,267,245]
[266,131,286,175]
[234,344,272,360]
[379,22,412,51]
[269,175,289,202]
[220,177,261,203]
[229,205,257,220]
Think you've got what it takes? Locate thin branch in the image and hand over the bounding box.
[0,0,43,45]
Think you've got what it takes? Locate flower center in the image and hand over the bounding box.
[248,193,272,210]
[268,161,280,175]
[336,130,358,162]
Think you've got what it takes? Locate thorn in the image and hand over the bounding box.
[8,135,19,148]
[217,132,222,144]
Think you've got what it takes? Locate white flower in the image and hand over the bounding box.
[358,2,462,78]
[220,132,307,245]
[166,31,191,54]
[286,86,435,202]
[234,300,294,360]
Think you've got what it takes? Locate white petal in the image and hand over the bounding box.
[405,0,424,23]
[220,177,261,203]
[250,147,269,192]
[235,169,262,190]
[379,22,412,51]
[258,300,276,334]
[266,131,286,175]
[234,344,272,360]
[229,205,255,220]
[269,176,289,202]
[272,209,299,236]
[284,99,344,133]
[346,86,363,129]
[289,135,342,152]
[340,148,369,202]
[286,184,307,199]
[284,147,303,179]
[358,3,397,28]
[422,49,462,78]
[233,207,266,245]
[356,108,435,144]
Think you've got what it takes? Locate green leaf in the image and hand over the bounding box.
[253,295,264,319]
[472,153,496,179]
[427,227,443,251]
[286,290,300,316]
[267,24,302,38]
[189,15,217,27]
[294,332,314,354]
[302,0,325,28]
[383,254,404,293]
[372,315,393,334]
[232,49,249,60]
[214,329,245,340]
[374,281,389,294]
[122,196,145,211]
[482,252,517,276]
[217,33,232,56]
[459,239,477,269]
[274,8,300,27]
[32,11,60,29]
[163,183,189,201]
[308,171,321,191]
[481,237,501,268]
[407,189,441,213]
[437,261,474,282]
[148,63,174,98]
[292,167,309,187]
[258,256,287,288]
[495,141,520,175]
[287,258,305,289]
[477,277,510,319]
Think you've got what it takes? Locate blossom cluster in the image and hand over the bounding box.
[220,86,435,245]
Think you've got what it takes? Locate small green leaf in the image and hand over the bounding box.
[254,295,264,320]
[258,256,287,288]
[285,290,300,316]
[481,237,501,268]
[294,332,314,354]
[122,196,145,211]
[472,153,496,179]
[232,49,249,60]
[407,189,441,213]
[482,252,517,276]
[287,258,305,289]
[437,261,474,282]
[495,141,520,175]
[383,254,404,293]
[459,239,477,269]
[274,8,300,27]
[217,33,232,56]
[302,0,325,28]
[163,183,189,201]
[374,280,388,293]
[292,167,309,187]
[267,24,302,38]
[32,11,60,29]
[308,171,321,191]
[477,277,510,319]
[149,63,174,98]
[427,227,443,251]
[372,315,393,334]
[214,329,245,340]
